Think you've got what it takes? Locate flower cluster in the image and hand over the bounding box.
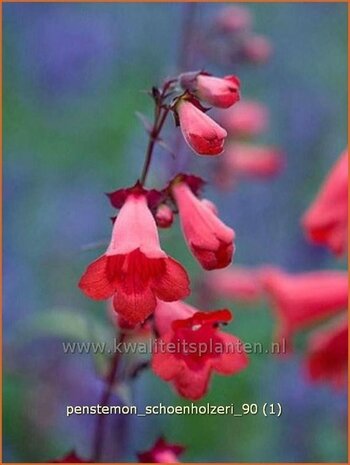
[72,21,344,465]
[201,148,348,388]
[300,148,348,387]
[203,6,273,66]
[75,69,250,464]
[79,171,238,326]
[176,72,240,156]
[170,6,283,190]
[203,266,347,344]
[214,100,284,188]
[78,70,248,410]
[49,5,346,464]
[78,69,241,318]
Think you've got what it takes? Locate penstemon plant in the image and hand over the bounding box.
[2,2,348,463]
[77,70,247,462]
[52,5,280,463]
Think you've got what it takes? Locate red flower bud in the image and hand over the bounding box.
[177,99,227,156]
[155,204,174,228]
[195,74,240,109]
[172,180,235,270]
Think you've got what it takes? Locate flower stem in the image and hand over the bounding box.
[139,94,171,186]
[91,7,199,459]
[91,332,126,462]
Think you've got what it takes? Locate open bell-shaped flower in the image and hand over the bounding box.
[79,188,190,325]
[152,301,248,400]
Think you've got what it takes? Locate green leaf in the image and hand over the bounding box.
[17,308,113,345]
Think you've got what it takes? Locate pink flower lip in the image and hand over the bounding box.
[152,304,248,400]
[171,308,232,331]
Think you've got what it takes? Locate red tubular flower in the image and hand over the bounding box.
[215,143,283,189]
[194,74,240,109]
[229,144,283,177]
[176,99,227,156]
[302,150,348,256]
[261,268,348,347]
[218,100,269,137]
[172,180,235,270]
[305,320,348,389]
[79,191,190,325]
[203,266,263,303]
[137,437,185,463]
[227,143,283,177]
[152,303,248,400]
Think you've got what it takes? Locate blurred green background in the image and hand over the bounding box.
[3,2,347,463]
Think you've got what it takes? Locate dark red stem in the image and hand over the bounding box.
[91,332,126,462]
[139,104,171,186]
[139,83,174,186]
